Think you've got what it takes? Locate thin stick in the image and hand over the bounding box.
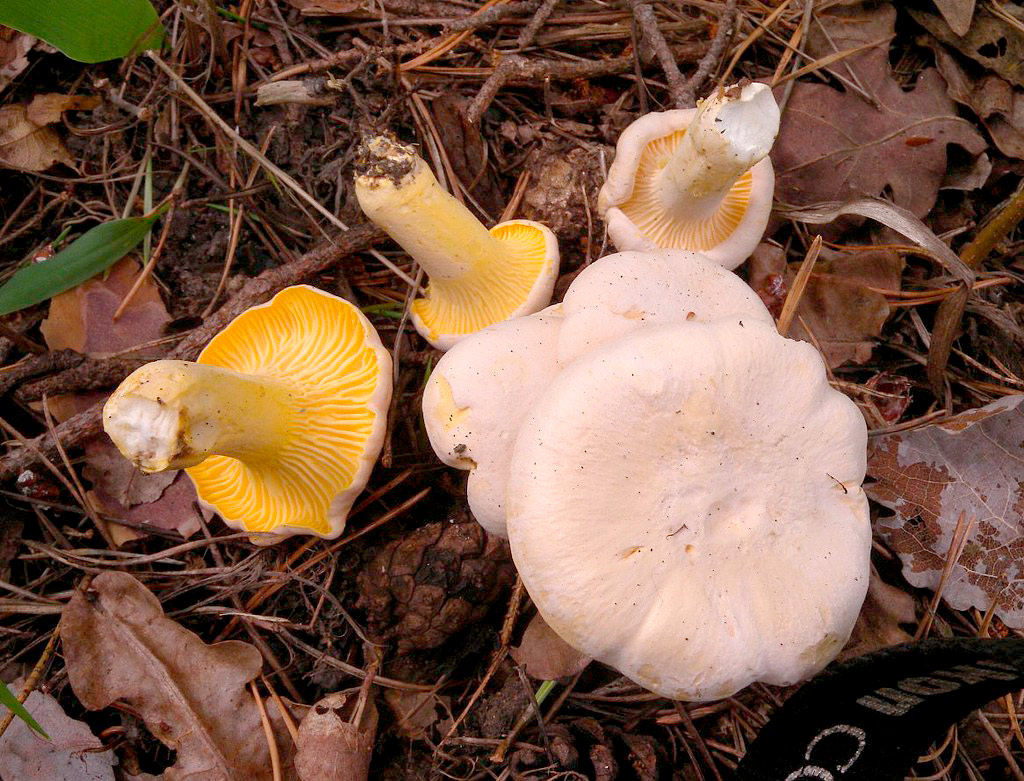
[0,623,61,739]
[678,0,738,108]
[776,235,822,335]
[250,680,283,781]
[628,0,689,108]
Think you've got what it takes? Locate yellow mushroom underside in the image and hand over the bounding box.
[619,130,753,250]
[411,222,547,342]
[188,288,382,535]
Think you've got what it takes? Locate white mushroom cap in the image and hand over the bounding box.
[556,249,774,363]
[598,83,779,269]
[423,249,773,536]
[506,320,870,700]
[422,306,564,536]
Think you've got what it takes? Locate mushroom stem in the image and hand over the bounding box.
[658,82,780,219]
[354,135,514,282]
[103,360,297,473]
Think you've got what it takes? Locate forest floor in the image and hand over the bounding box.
[3,0,1024,778]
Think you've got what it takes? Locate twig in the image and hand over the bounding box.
[960,177,1024,268]
[0,622,61,740]
[627,0,689,108]
[250,680,283,781]
[776,235,822,335]
[678,0,738,108]
[0,224,385,482]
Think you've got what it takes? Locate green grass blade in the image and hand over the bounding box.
[0,681,49,739]
[0,0,165,63]
[0,213,160,316]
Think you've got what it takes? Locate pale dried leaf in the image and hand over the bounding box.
[285,0,360,14]
[26,93,100,126]
[930,42,1024,160]
[511,612,592,681]
[910,5,1024,88]
[61,571,274,780]
[295,692,377,781]
[0,686,115,781]
[933,0,976,36]
[0,104,72,171]
[839,567,917,660]
[773,4,986,234]
[383,689,447,739]
[0,27,36,95]
[868,395,1024,626]
[40,258,170,355]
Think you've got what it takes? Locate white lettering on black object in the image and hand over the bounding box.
[784,724,867,780]
[856,660,1019,717]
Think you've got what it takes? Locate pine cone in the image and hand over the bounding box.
[357,510,514,652]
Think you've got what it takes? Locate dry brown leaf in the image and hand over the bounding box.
[929,42,1024,160]
[285,0,360,14]
[83,438,207,543]
[0,685,116,780]
[868,394,1024,626]
[39,257,170,422]
[0,27,35,95]
[0,104,72,171]
[431,95,504,218]
[772,4,986,233]
[839,567,917,661]
[510,612,591,681]
[749,244,903,369]
[26,93,101,125]
[295,691,377,781]
[41,258,170,355]
[383,689,447,739]
[932,0,976,37]
[61,571,275,780]
[910,5,1024,88]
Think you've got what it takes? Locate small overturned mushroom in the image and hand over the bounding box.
[422,250,773,536]
[103,285,392,539]
[355,135,559,350]
[506,319,870,700]
[598,82,780,268]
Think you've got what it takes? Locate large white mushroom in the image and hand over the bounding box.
[506,320,870,700]
[598,82,779,268]
[422,250,774,536]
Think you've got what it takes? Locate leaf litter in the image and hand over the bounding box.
[869,395,1024,625]
[3,0,1024,778]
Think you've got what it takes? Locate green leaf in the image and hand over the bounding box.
[0,0,165,63]
[0,681,49,739]
[0,213,161,316]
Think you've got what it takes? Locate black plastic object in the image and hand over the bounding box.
[734,638,1024,780]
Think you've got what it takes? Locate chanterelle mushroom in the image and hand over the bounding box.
[355,135,559,350]
[506,319,870,700]
[598,82,780,268]
[103,285,392,539]
[422,250,773,536]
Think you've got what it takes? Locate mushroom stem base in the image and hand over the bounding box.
[103,360,297,473]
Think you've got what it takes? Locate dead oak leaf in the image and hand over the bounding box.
[867,394,1024,626]
[0,104,72,171]
[0,685,116,781]
[772,4,986,232]
[0,27,35,95]
[748,243,903,369]
[511,612,591,681]
[61,571,274,780]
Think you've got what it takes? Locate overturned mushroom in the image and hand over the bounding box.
[506,319,870,700]
[422,250,773,536]
[103,285,392,539]
[355,135,559,350]
[598,82,780,268]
